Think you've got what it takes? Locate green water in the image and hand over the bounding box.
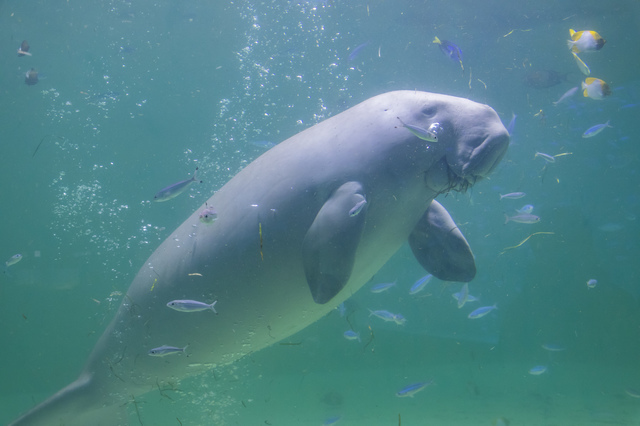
[1,0,639,424]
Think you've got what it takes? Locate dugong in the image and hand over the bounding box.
[10,90,508,425]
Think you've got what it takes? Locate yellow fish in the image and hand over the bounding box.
[567,29,605,53]
[581,77,611,100]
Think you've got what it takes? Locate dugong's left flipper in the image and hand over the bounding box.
[409,200,476,282]
[303,181,367,304]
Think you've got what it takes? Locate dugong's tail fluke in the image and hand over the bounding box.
[9,373,129,426]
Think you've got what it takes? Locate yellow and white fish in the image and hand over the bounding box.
[572,52,590,76]
[581,77,611,100]
[567,29,606,53]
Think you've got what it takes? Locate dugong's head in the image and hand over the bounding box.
[399,92,510,193]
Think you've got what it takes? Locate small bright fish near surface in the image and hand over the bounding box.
[409,274,432,295]
[397,117,440,142]
[395,380,433,397]
[581,78,611,100]
[586,279,597,289]
[528,365,547,375]
[468,304,497,319]
[370,280,396,293]
[167,299,218,313]
[154,167,202,202]
[582,120,611,138]
[567,29,606,53]
[343,330,360,342]
[500,192,525,200]
[5,254,22,267]
[535,152,556,163]
[505,213,540,224]
[553,87,579,105]
[148,344,188,357]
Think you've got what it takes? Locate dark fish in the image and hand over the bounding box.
[523,70,567,89]
[18,40,31,56]
[433,36,463,71]
[25,68,38,85]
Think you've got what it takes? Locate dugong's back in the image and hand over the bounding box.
[10,91,508,425]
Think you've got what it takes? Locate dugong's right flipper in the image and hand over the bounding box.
[303,181,367,304]
[409,200,476,282]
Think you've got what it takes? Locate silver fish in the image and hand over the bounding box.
[457,283,469,308]
[397,117,439,142]
[167,299,217,313]
[5,254,22,267]
[582,120,611,138]
[534,152,556,163]
[409,274,432,295]
[468,304,497,319]
[153,167,202,202]
[349,198,367,217]
[396,380,433,397]
[499,192,525,200]
[553,86,579,105]
[505,213,540,224]
[148,344,188,357]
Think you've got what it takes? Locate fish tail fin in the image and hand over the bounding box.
[210,301,218,314]
[504,214,510,224]
[432,36,441,45]
[566,39,576,51]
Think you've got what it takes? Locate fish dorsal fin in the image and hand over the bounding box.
[408,200,476,282]
[302,181,367,304]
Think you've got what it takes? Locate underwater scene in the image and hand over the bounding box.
[1,0,640,425]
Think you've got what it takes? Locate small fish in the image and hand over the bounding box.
[24,68,38,86]
[369,309,406,325]
[468,304,497,319]
[625,388,640,398]
[457,283,469,308]
[553,87,579,105]
[409,274,432,295]
[516,204,534,214]
[370,280,396,293]
[586,279,597,289]
[17,40,32,57]
[505,213,540,224]
[528,365,547,375]
[343,330,360,342]
[506,113,517,136]
[397,117,439,142]
[541,343,566,352]
[535,152,556,163]
[154,168,202,202]
[199,204,218,224]
[167,299,218,313]
[323,416,342,426]
[582,120,611,138]
[581,78,611,100]
[5,254,23,267]
[452,292,478,303]
[567,29,605,53]
[148,344,188,357]
[433,36,463,72]
[349,198,367,217]
[499,192,525,200]
[395,380,433,398]
[348,41,370,61]
[571,52,590,76]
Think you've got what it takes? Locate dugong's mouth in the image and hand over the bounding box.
[425,128,509,194]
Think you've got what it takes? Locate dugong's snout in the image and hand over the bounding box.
[426,103,509,193]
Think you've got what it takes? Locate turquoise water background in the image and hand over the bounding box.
[1,0,639,424]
